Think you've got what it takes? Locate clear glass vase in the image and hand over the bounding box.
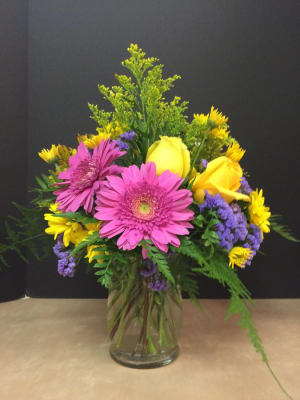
[107,259,182,368]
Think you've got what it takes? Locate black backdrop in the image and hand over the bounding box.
[0,1,28,301]
[1,0,300,300]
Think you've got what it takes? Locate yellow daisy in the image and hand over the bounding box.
[38,145,59,163]
[77,131,111,149]
[84,222,102,233]
[210,127,229,140]
[56,145,76,169]
[193,113,209,125]
[78,122,124,149]
[209,106,228,126]
[85,245,108,263]
[226,142,246,163]
[101,121,123,139]
[249,189,271,237]
[44,204,88,247]
[229,247,253,269]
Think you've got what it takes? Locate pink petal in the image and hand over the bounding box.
[151,237,168,253]
[142,247,148,259]
[171,210,194,221]
[100,220,124,237]
[95,206,118,220]
[158,170,183,193]
[106,175,125,195]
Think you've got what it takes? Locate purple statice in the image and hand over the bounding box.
[200,159,208,169]
[120,131,136,141]
[243,224,262,265]
[113,131,136,151]
[199,193,248,251]
[140,259,168,292]
[230,204,248,243]
[53,235,76,278]
[238,177,252,195]
[114,138,129,151]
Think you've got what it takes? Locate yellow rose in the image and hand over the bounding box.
[191,156,250,203]
[146,136,190,178]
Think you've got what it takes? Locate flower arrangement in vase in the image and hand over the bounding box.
[0,44,297,398]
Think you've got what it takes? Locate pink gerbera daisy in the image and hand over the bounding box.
[54,140,125,213]
[94,162,194,252]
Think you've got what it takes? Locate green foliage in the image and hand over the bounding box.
[89,43,188,161]
[88,104,112,129]
[53,211,99,226]
[185,112,231,166]
[0,169,60,267]
[168,252,203,308]
[173,236,291,398]
[0,202,53,267]
[91,246,112,288]
[70,231,103,257]
[225,294,292,399]
[270,215,299,242]
[140,241,175,285]
[31,172,57,208]
[193,211,220,255]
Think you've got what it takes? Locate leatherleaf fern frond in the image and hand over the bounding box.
[91,246,112,288]
[225,294,292,399]
[270,214,299,242]
[70,231,103,256]
[53,212,99,226]
[173,236,292,399]
[0,202,53,268]
[140,240,175,285]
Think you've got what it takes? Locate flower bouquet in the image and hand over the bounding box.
[1,44,297,397]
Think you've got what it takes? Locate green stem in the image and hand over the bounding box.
[141,286,150,353]
[1,233,46,251]
[190,134,208,173]
[109,260,139,346]
[145,290,156,354]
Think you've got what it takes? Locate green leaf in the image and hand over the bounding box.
[270,215,299,242]
[52,212,99,225]
[70,232,102,256]
[141,241,175,285]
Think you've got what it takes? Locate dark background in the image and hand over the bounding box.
[1,0,300,301]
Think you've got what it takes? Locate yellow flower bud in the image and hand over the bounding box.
[191,156,250,204]
[146,136,190,178]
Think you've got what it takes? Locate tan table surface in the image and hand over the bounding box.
[0,298,299,400]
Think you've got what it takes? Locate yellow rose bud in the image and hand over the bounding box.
[146,136,190,178]
[191,156,250,204]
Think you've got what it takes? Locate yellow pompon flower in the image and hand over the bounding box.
[229,247,253,269]
[84,222,102,234]
[38,145,59,163]
[44,204,88,247]
[226,142,246,163]
[208,106,230,139]
[249,189,271,237]
[56,145,76,169]
[78,122,124,149]
[193,113,209,125]
[85,245,108,264]
[101,121,123,139]
[49,203,59,213]
[209,106,228,126]
[210,127,229,140]
[77,131,111,149]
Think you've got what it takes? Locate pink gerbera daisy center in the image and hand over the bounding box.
[71,159,98,190]
[132,194,157,221]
